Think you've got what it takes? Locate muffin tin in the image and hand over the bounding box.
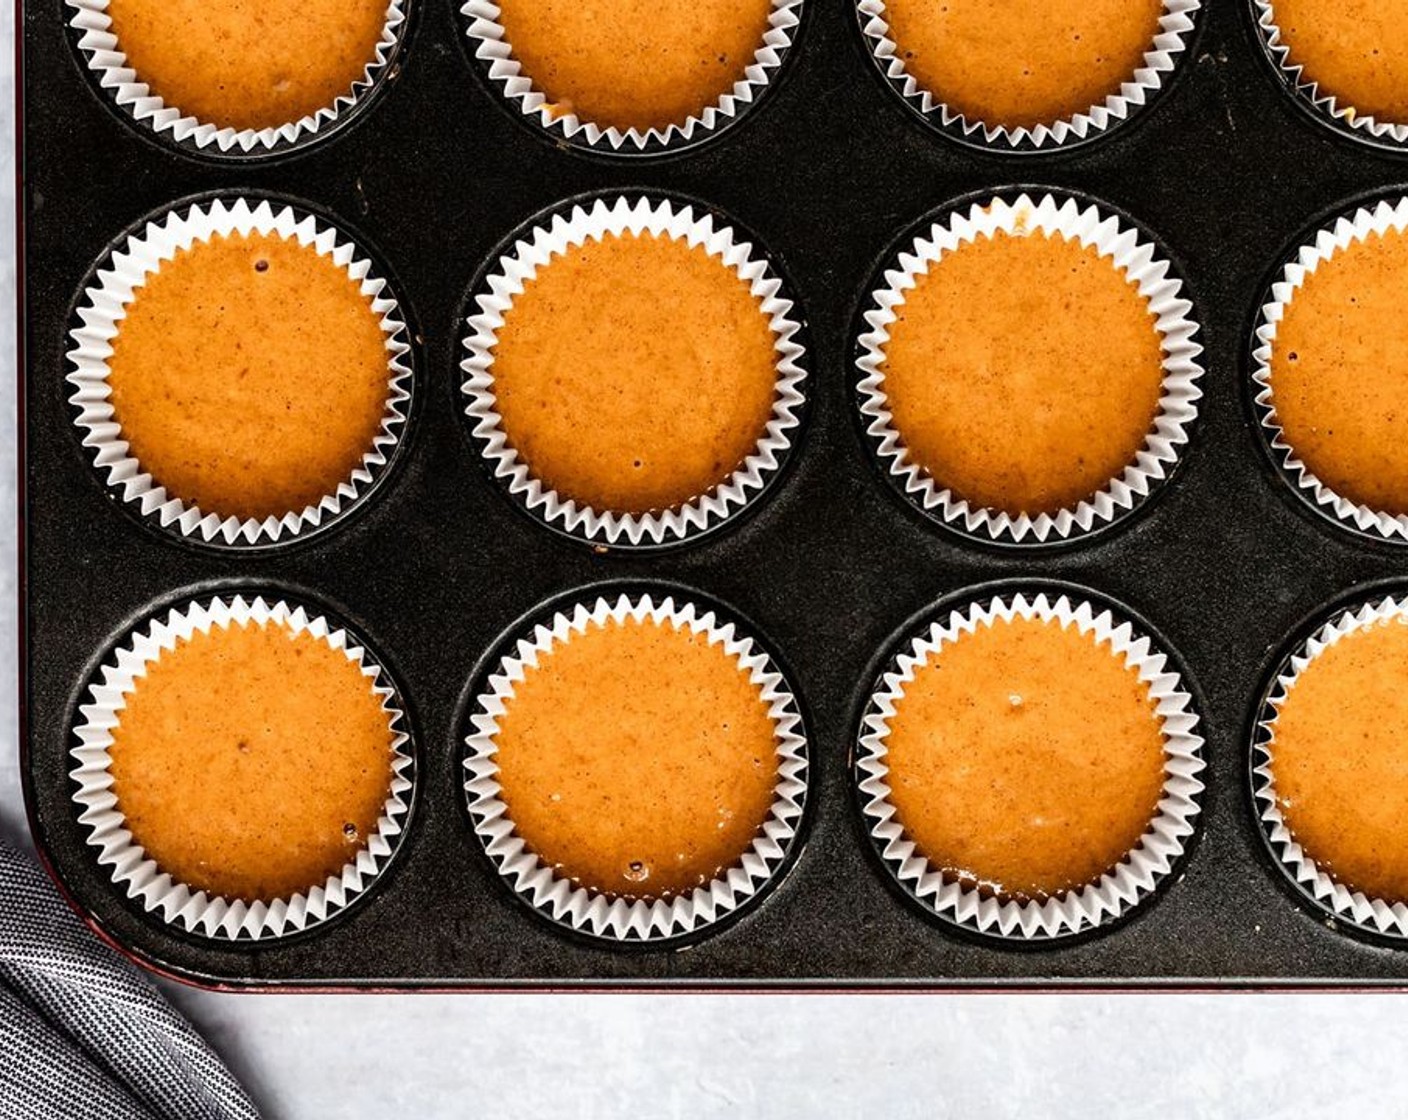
[20,0,1408,987]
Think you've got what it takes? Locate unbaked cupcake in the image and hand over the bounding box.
[1253,592,1408,939]
[856,0,1201,150]
[461,194,807,548]
[1252,196,1408,541]
[856,588,1205,940]
[70,593,414,940]
[65,0,408,155]
[461,0,802,153]
[67,196,413,548]
[1253,1,1408,149]
[856,191,1202,545]
[463,590,808,943]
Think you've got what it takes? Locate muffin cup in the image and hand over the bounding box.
[69,592,416,942]
[855,190,1203,547]
[1250,1,1408,152]
[1251,195,1408,543]
[64,0,410,158]
[66,195,414,550]
[459,0,802,155]
[856,0,1201,152]
[460,193,808,549]
[855,586,1206,942]
[462,589,809,945]
[1251,591,1408,942]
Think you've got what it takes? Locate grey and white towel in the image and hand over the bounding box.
[0,836,261,1120]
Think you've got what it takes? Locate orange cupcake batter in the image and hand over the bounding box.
[883,614,1167,900]
[1271,1,1408,124]
[1270,227,1408,516]
[881,0,1164,130]
[108,620,397,903]
[492,615,779,898]
[104,0,388,132]
[1270,615,1408,903]
[880,228,1166,517]
[491,231,779,516]
[496,0,773,132]
[106,230,393,523]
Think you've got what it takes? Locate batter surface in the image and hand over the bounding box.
[108,620,397,903]
[1270,615,1408,904]
[496,0,774,132]
[104,0,389,131]
[107,230,393,523]
[883,614,1167,900]
[491,615,779,899]
[1269,227,1408,516]
[1270,1,1408,124]
[880,228,1166,517]
[880,0,1165,130]
[490,230,779,517]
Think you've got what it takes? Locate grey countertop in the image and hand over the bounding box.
[3,10,1403,1117]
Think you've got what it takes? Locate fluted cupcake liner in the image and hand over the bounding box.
[461,194,808,548]
[69,593,415,941]
[1251,593,1408,941]
[1252,195,1408,542]
[856,191,1203,546]
[1251,1,1408,150]
[856,0,1200,151]
[463,590,809,944]
[460,0,802,154]
[64,0,408,157]
[856,588,1205,942]
[67,195,414,549]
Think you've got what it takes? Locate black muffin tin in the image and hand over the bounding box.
[20,0,1408,988]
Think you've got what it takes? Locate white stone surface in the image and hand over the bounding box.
[3,9,1405,1119]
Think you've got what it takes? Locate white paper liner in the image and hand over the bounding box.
[1252,2,1408,149]
[856,590,1205,941]
[463,591,809,943]
[67,196,413,548]
[65,0,408,155]
[1252,196,1408,542]
[461,195,808,547]
[1252,594,1408,940]
[856,0,1200,150]
[461,0,801,152]
[69,594,415,941]
[856,192,1204,545]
